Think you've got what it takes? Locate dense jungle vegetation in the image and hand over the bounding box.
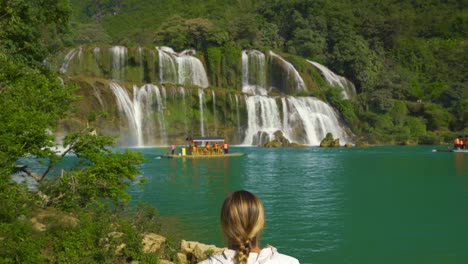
[0,0,466,262]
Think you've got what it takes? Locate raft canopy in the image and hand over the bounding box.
[186,136,225,143]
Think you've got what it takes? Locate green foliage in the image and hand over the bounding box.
[423,103,452,131]
[325,87,359,129]
[390,100,408,125]
[370,89,394,113]
[406,116,427,138]
[0,1,171,262]
[0,57,77,169]
[0,0,72,64]
[206,47,222,86]
[0,220,46,263]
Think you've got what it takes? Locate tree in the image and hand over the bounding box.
[0,58,76,172]
[39,129,144,209]
[0,0,72,64]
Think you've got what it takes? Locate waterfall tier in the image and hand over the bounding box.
[54,46,353,146]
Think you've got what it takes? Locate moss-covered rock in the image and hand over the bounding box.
[262,131,307,148]
[320,132,341,147]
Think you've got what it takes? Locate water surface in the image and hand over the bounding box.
[128,146,468,264]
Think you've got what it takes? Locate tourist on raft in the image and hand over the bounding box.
[198,190,300,264]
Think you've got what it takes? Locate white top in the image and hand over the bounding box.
[198,246,300,264]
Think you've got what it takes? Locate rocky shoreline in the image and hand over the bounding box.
[140,234,223,264]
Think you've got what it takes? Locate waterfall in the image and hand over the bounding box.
[235,95,241,133]
[242,95,349,146]
[158,46,178,84]
[93,47,100,58]
[109,82,141,146]
[109,82,167,146]
[243,96,283,146]
[269,51,307,93]
[284,96,349,145]
[242,50,268,95]
[198,89,205,136]
[60,49,79,74]
[212,90,217,135]
[179,87,189,135]
[92,84,105,110]
[307,60,356,99]
[93,47,101,66]
[157,46,209,88]
[110,46,127,80]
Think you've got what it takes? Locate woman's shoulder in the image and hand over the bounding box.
[256,246,299,264]
[197,247,300,264]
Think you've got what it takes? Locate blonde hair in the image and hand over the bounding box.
[221,190,265,264]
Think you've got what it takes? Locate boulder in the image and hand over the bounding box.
[263,131,307,148]
[175,253,188,264]
[142,233,167,254]
[181,240,224,263]
[320,133,341,148]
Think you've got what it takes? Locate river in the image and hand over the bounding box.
[127,146,468,264]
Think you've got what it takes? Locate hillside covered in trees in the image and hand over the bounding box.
[66,0,468,144]
[0,0,466,262]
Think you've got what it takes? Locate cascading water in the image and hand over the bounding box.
[235,95,241,133]
[242,50,268,95]
[243,96,283,145]
[269,51,307,93]
[198,89,205,136]
[110,46,127,80]
[283,96,349,145]
[212,90,217,135]
[242,95,349,146]
[241,50,350,146]
[307,60,356,99]
[60,48,79,74]
[157,46,209,88]
[109,82,168,146]
[56,45,353,146]
[179,87,189,135]
[158,46,178,84]
[109,82,141,146]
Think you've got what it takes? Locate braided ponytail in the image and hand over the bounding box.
[221,191,265,264]
[236,239,251,264]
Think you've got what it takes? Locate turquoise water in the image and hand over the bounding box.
[128,146,468,264]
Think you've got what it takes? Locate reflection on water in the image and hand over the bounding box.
[454,153,468,176]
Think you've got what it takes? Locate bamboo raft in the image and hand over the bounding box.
[162,152,245,159]
[162,136,245,159]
